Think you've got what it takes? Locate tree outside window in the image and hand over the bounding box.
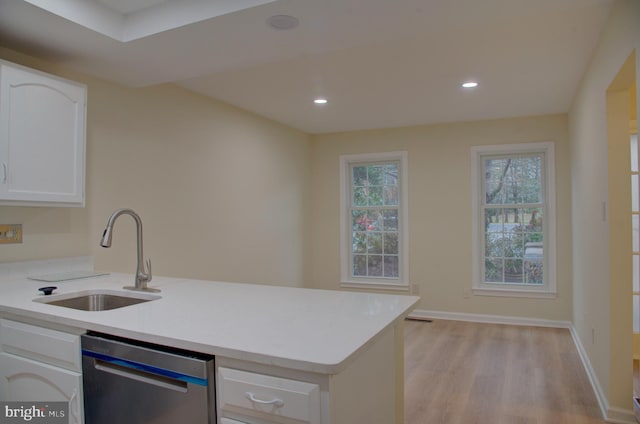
[483,155,544,285]
[472,143,556,297]
[340,151,408,290]
[351,163,400,279]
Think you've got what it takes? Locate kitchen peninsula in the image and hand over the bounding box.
[0,259,418,424]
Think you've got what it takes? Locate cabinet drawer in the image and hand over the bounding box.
[0,320,81,371]
[218,367,320,424]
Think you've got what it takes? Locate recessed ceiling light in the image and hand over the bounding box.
[314,98,328,104]
[462,81,479,88]
[266,15,299,30]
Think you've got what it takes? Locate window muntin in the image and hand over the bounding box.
[340,151,408,290]
[472,143,555,297]
[350,162,400,279]
[482,154,545,285]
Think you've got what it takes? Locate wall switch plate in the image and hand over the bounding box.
[0,224,23,244]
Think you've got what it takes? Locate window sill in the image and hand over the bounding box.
[472,287,556,299]
[341,280,410,292]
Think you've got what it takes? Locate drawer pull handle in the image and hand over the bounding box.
[245,391,284,408]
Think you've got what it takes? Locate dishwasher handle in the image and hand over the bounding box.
[93,359,188,393]
[82,347,209,386]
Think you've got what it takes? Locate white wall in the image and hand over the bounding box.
[309,114,573,322]
[0,47,311,287]
[569,0,640,416]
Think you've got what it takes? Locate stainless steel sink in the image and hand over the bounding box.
[34,290,161,311]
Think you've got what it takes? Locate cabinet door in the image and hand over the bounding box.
[0,61,86,206]
[0,352,83,424]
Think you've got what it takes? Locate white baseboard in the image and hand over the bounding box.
[569,326,636,424]
[605,407,637,424]
[407,308,572,328]
[569,326,609,421]
[407,309,636,423]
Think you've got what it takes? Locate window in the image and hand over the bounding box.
[340,151,408,290]
[471,142,556,297]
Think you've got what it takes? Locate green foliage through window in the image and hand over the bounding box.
[350,162,400,279]
[482,154,544,285]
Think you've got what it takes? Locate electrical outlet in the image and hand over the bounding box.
[0,224,22,244]
[411,284,420,295]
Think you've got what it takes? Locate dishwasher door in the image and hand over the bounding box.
[81,333,215,424]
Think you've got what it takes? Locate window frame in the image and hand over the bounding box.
[340,151,409,290]
[471,142,556,298]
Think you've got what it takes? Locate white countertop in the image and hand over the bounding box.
[0,271,418,374]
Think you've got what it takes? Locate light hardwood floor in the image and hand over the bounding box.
[404,319,605,424]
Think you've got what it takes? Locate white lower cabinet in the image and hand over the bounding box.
[218,366,321,424]
[217,323,401,424]
[0,319,84,424]
[0,353,82,422]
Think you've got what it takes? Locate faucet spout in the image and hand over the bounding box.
[100,208,159,293]
[100,226,113,248]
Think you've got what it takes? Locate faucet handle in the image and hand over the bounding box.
[145,258,152,283]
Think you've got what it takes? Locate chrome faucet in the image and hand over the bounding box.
[100,208,159,293]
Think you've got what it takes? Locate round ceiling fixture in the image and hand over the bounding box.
[266,15,299,30]
[462,81,479,88]
[313,98,328,104]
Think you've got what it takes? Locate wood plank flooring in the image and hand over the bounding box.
[404,319,605,424]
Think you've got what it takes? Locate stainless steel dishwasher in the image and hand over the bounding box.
[81,332,215,423]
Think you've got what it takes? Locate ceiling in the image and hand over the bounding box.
[0,0,614,134]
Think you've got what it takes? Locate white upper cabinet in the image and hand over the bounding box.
[0,60,87,206]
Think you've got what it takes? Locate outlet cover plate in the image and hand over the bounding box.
[0,224,22,244]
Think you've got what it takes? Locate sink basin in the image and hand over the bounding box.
[34,290,161,311]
